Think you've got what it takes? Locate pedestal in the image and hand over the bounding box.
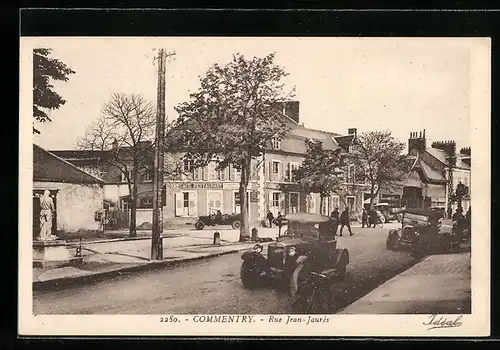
[33,240,82,268]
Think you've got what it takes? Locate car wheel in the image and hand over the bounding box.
[195,221,204,230]
[232,220,242,230]
[241,261,261,289]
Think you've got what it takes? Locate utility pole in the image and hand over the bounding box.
[151,48,175,261]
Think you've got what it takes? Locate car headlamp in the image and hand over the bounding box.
[253,244,263,253]
[288,247,296,256]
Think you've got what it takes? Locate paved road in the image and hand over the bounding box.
[33,223,418,314]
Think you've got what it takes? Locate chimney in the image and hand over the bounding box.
[408,130,427,155]
[432,140,457,166]
[348,128,357,136]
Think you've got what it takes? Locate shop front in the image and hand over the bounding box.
[165,181,259,222]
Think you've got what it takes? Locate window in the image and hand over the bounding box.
[218,167,226,181]
[121,169,132,182]
[183,192,189,208]
[347,196,355,212]
[271,161,280,181]
[208,162,217,181]
[233,167,241,182]
[120,198,129,211]
[271,137,281,150]
[289,193,299,213]
[347,165,355,183]
[141,196,153,208]
[143,172,152,182]
[290,162,300,182]
[183,158,192,172]
[272,192,280,207]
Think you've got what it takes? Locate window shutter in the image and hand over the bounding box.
[202,166,208,181]
[175,193,183,217]
[189,191,198,217]
[268,162,272,181]
[287,162,291,182]
[193,167,200,181]
[229,165,234,181]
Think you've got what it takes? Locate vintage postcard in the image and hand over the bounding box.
[19,37,490,337]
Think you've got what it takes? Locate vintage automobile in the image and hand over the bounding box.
[373,203,402,223]
[194,210,242,230]
[386,208,459,257]
[240,213,349,313]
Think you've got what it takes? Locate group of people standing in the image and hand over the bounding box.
[361,208,382,228]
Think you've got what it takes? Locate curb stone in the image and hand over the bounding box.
[33,246,251,292]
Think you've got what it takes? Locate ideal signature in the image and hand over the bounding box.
[423,314,463,330]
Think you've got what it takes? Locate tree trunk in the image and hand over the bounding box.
[129,169,138,237]
[320,194,325,215]
[369,183,376,209]
[239,160,251,242]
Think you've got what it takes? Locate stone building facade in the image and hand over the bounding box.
[33,144,104,236]
[164,102,368,225]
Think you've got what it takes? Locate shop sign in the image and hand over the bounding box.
[175,182,223,189]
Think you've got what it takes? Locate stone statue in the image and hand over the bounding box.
[39,190,57,241]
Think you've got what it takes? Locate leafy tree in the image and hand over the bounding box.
[173,53,292,241]
[347,130,410,209]
[78,93,156,237]
[291,139,345,214]
[33,48,75,134]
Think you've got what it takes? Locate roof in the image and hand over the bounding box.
[33,144,105,185]
[418,161,447,183]
[288,124,341,152]
[426,147,471,170]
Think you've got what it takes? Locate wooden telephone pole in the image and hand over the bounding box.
[151,48,175,261]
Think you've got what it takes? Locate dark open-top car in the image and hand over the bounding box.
[240,213,349,313]
[194,210,242,230]
[386,208,459,257]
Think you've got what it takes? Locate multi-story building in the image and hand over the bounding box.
[164,102,368,225]
[402,130,471,213]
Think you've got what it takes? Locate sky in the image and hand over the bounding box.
[27,37,473,151]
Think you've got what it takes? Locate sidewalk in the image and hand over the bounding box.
[33,227,278,288]
[340,252,471,314]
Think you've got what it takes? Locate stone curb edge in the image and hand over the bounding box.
[33,246,250,292]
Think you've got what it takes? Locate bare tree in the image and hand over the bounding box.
[79,93,156,237]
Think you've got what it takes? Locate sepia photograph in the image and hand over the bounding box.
[19,36,490,337]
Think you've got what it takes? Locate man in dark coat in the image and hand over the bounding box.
[369,208,378,228]
[266,210,274,228]
[361,208,368,228]
[339,208,353,236]
[330,207,339,236]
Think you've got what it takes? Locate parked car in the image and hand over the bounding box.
[194,210,242,230]
[240,213,349,313]
[373,203,402,223]
[386,208,459,257]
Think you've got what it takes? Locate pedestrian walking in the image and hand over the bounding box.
[447,206,453,220]
[266,210,274,228]
[369,208,378,228]
[453,207,465,240]
[330,207,339,236]
[339,208,353,236]
[361,208,368,228]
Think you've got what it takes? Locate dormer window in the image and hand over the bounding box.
[271,137,281,150]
